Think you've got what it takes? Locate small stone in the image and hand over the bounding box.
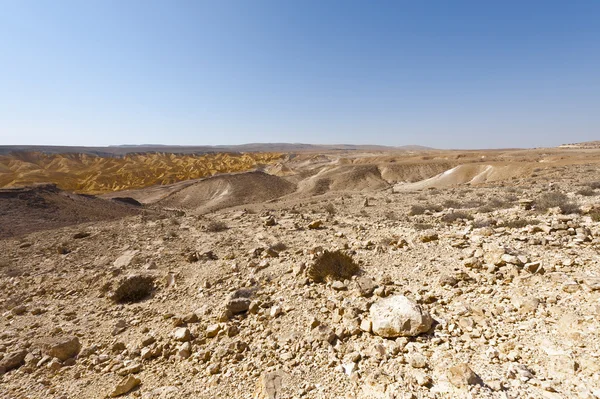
[360,319,372,333]
[206,324,221,338]
[207,363,220,375]
[254,371,284,399]
[110,375,141,397]
[308,220,323,230]
[226,298,251,314]
[448,363,479,387]
[177,342,192,359]
[356,277,376,296]
[173,328,191,342]
[331,281,346,291]
[270,306,283,318]
[409,354,427,369]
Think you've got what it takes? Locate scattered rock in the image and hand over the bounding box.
[110,375,141,397]
[370,295,432,337]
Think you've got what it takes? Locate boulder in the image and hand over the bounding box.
[370,295,432,337]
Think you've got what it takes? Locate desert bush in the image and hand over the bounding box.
[409,205,427,215]
[587,181,600,189]
[441,211,473,223]
[270,242,287,252]
[324,203,336,215]
[384,210,399,220]
[472,219,493,228]
[413,222,433,231]
[535,192,580,214]
[111,275,154,303]
[577,187,597,197]
[307,250,359,283]
[206,220,228,232]
[591,211,600,222]
[497,219,540,229]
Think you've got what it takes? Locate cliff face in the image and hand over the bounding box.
[0,151,284,194]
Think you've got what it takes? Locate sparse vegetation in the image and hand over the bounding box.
[441,211,473,223]
[413,222,433,231]
[497,219,540,229]
[472,219,493,228]
[591,211,600,222]
[111,275,154,303]
[577,187,597,196]
[206,220,228,232]
[270,242,287,252]
[442,199,482,209]
[535,192,581,214]
[307,250,360,283]
[324,203,336,215]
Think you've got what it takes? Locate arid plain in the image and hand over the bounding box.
[1,143,600,399]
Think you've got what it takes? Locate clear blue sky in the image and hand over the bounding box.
[1,1,599,149]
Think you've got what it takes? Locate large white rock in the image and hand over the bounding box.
[370,295,432,337]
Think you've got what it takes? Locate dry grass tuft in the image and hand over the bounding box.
[307,250,359,283]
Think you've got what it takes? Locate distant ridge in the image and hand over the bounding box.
[559,141,600,149]
[0,143,433,156]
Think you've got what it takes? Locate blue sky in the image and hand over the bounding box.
[1,1,599,149]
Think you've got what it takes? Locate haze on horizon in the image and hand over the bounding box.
[1,1,599,149]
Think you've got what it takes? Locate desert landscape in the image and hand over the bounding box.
[1,143,600,398]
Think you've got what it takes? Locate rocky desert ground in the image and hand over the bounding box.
[2,145,600,399]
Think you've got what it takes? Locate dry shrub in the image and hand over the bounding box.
[111,275,154,303]
[409,205,427,215]
[441,211,473,223]
[409,203,442,215]
[206,220,228,232]
[472,219,493,228]
[587,181,600,190]
[535,192,580,214]
[442,199,482,209]
[307,250,359,283]
[577,187,597,197]
[591,211,600,222]
[270,242,287,252]
[413,222,433,231]
[498,219,540,229]
[324,203,336,215]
